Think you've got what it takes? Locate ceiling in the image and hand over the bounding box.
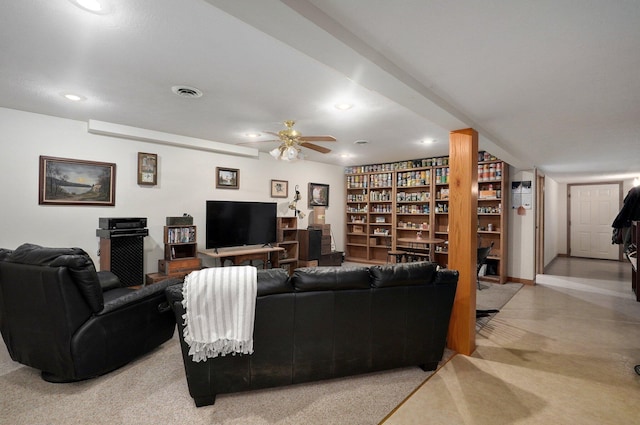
[1,0,639,183]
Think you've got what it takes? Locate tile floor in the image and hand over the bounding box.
[383,257,640,425]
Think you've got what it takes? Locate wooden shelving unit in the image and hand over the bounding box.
[476,155,509,283]
[146,224,202,285]
[275,217,298,275]
[344,152,509,283]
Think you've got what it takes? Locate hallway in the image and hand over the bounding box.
[383,257,640,424]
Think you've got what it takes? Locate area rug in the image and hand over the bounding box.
[476,281,523,331]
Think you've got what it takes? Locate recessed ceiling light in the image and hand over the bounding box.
[70,0,109,14]
[171,85,203,98]
[354,140,368,145]
[334,102,354,110]
[246,133,261,138]
[421,139,437,144]
[62,93,86,102]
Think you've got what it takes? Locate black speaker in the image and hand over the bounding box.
[99,235,145,286]
[299,229,321,261]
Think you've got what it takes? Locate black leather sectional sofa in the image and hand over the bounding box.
[166,261,458,407]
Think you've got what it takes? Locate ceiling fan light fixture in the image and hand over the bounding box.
[269,147,281,159]
[285,146,299,160]
[266,120,334,161]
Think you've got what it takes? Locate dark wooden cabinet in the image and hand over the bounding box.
[298,229,322,261]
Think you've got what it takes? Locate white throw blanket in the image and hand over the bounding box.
[181,266,257,362]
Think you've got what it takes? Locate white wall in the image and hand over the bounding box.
[508,168,536,281]
[0,108,345,274]
[543,176,562,265]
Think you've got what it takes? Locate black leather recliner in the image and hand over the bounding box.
[0,243,178,382]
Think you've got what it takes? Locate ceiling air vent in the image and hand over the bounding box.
[171,85,203,98]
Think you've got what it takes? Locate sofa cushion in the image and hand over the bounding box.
[256,268,292,296]
[0,249,12,261]
[292,266,371,292]
[369,261,437,288]
[164,267,293,302]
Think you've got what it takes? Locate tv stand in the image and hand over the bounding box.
[199,246,284,269]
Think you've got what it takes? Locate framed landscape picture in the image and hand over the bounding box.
[39,156,116,206]
[270,179,288,198]
[308,182,329,207]
[137,152,157,185]
[216,167,239,189]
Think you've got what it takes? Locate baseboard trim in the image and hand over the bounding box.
[508,276,535,286]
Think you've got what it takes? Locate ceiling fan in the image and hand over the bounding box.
[261,120,336,161]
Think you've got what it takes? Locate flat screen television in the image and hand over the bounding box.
[205,200,277,249]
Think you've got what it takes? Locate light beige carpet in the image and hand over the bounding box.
[0,333,454,425]
[0,279,517,424]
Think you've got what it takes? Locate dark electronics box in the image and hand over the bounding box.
[166,216,194,226]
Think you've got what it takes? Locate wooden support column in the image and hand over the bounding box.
[447,128,478,355]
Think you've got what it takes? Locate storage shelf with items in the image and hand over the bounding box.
[477,151,508,283]
[164,225,198,259]
[275,217,298,275]
[146,218,202,285]
[431,162,450,265]
[345,154,508,281]
[345,174,370,261]
[367,177,394,262]
[368,203,393,262]
[395,182,431,253]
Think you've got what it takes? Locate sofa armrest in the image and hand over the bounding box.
[165,282,184,304]
[99,278,182,315]
[434,269,459,285]
[97,271,121,291]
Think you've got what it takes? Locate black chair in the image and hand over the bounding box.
[384,235,406,263]
[0,243,177,382]
[476,242,498,318]
[476,241,494,290]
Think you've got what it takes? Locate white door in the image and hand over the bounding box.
[569,184,620,259]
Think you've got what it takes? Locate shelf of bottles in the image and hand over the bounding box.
[344,153,508,281]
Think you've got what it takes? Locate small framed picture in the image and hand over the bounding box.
[216,167,239,189]
[137,152,157,185]
[270,179,288,198]
[308,182,329,207]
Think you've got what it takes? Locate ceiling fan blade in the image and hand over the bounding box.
[236,139,279,146]
[301,142,331,154]
[299,135,336,142]
[264,131,281,137]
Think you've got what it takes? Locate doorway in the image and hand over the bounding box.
[568,183,621,260]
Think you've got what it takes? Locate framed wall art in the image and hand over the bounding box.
[270,179,288,198]
[216,167,239,189]
[39,155,116,206]
[308,182,329,207]
[137,152,157,185]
